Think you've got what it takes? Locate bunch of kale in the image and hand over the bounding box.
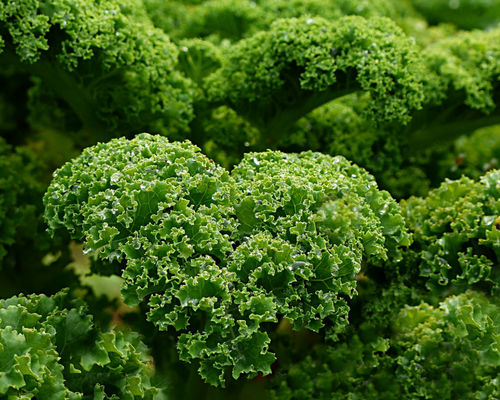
[3,0,500,399]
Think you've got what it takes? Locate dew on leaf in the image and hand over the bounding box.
[110,172,122,183]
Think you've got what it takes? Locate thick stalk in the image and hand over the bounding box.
[407,104,500,149]
[0,48,108,140]
[209,67,362,151]
[30,58,109,139]
[405,85,500,149]
[255,86,357,150]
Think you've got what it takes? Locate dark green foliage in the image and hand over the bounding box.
[0,0,194,141]
[270,291,500,400]
[0,73,33,144]
[258,0,401,22]
[198,105,260,169]
[176,39,223,88]
[0,289,159,399]
[175,0,267,42]
[145,0,423,44]
[141,0,189,36]
[5,1,500,399]
[0,138,42,264]
[438,125,500,183]
[402,170,500,295]
[410,0,500,30]
[0,137,79,298]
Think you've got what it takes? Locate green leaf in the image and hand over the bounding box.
[230,332,276,379]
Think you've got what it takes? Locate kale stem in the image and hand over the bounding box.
[0,48,108,141]
[254,86,357,151]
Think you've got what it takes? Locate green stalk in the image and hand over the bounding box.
[255,86,357,150]
[407,103,500,149]
[0,48,108,140]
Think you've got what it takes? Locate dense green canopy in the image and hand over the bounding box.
[3,0,500,398]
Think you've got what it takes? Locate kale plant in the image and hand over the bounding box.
[2,0,500,398]
[43,133,409,390]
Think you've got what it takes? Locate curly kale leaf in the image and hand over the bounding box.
[232,150,411,268]
[390,291,500,399]
[45,134,241,386]
[275,93,433,200]
[205,15,424,148]
[44,133,410,386]
[407,26,500,148]
[0,289,158,399]
[0,0,194,139]
[270,290,500,400]
[402,169,500,295]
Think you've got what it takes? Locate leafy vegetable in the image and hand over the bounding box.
[0,289,158,399]
[401,169,500,295]
[4,1,500,399]
[0,0,194,141]
[406,25,500,149]
[205,15,425,147]
[271,291,500,400]
[44,133,409,386]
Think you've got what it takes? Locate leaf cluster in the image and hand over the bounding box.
[0,0,194,142]
[4,0,500,398]
[0,289,158,399]
[44,133,409,386]
[271,291,500,400]
[400,170,500,295]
